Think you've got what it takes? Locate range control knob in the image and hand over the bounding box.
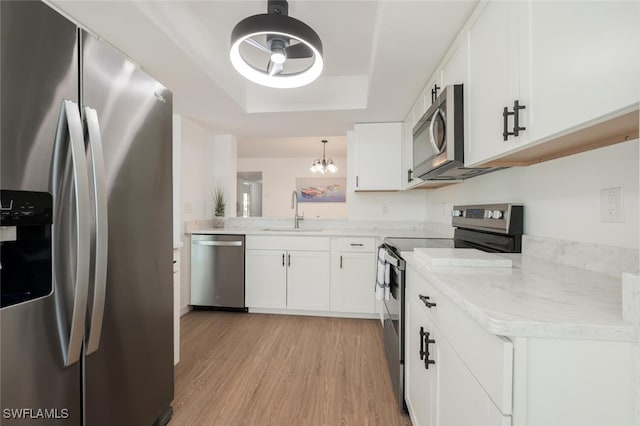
[492,210,503,219]
[451,209,463,217]
[484,210,493,219]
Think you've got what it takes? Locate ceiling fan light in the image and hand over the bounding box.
[229,8,324,89]
[270,50,286,65]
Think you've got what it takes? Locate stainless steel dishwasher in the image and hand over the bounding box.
[190,234,246,311]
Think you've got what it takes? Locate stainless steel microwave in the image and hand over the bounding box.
[412,84,498,180]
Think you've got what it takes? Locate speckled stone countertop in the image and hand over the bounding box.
[404,251,638,342]
[187,227,440,239]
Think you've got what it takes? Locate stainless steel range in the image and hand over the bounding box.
[380,203,524,412]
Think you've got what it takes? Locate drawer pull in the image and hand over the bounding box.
[349,243,364,247]
[419,294,437,308]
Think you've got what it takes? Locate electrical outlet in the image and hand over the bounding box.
[600,187,624,223]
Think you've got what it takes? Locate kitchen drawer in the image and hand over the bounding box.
[246,235,330,251]
[331,237,376,252]
[406,264,514,415]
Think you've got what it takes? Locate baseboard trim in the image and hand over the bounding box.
[247,308,378,320]
[180,305,193,316]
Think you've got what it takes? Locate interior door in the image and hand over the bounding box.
[81,31,174,426]
[0,1,82,424]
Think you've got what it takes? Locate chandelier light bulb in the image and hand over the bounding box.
[310,139,338,174]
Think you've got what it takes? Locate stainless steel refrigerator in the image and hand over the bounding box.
[0,1,174,425]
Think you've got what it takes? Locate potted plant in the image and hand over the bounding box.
[213,186,226,228]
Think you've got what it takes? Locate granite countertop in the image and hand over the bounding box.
[404,251,638,342]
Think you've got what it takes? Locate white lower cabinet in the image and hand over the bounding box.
[405,263,635,426]
[330,238,376,314]
[405,295,436,426]
[245,249,287,309]
[246,237,330,311]
[245,248,329,311]
[286,250,330,311]
[405,293,510,426]
[437,326,510,426]
[246,236,377,317]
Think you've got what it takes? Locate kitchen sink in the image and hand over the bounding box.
[261,228,323,232]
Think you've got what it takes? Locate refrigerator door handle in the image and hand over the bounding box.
[83,107,108,355]
[52,100,91,367]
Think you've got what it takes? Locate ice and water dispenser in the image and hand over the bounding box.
[0,190,53,308]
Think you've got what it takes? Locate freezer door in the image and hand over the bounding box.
[0,1,82,424]
[80,31,174,426]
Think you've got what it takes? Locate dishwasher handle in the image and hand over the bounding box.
[194,240,243,247]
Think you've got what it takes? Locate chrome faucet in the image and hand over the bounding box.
[291,190,304,229]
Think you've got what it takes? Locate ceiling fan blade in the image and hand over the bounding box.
[245,37,272,53]
[285,42,313,59]
[268,61,284,76]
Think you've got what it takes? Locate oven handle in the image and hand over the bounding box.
[381,245,406,271]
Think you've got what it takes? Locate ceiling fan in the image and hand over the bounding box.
[229,0,324,88]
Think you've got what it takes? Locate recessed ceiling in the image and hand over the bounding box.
[49,0,477,157]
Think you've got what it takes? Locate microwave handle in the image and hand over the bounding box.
[428,108,445,155]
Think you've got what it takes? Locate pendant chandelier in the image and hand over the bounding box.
[310,139,337,174]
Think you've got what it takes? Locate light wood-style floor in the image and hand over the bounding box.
[170,311,412,426]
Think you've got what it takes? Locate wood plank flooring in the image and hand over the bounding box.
[170,311,412,426]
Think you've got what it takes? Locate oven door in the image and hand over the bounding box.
[381,249,406,412]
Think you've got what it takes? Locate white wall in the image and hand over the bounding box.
[180,117,217,225]
[212,134,238,218]
[347,191,429,222]
[425,139,639,249]
[178,117,217,314]
[238,157,348,218]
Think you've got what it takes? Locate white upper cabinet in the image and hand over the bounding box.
[402,119,422,189]
[402,33,465,190]
[439,33,464,89]
[524,1,640,143]
[464,0,639,167]
[352,122,402,191]
[464,1,527,167]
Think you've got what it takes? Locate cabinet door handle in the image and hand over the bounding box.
[408,168,413,183]
[282,253,285,267]
[424,332,436,370]
[419,327,426,360]
[356,176,359,188]
[419,294,437,308]
[339,255,343,269]
[431,84,440,103]
[287,253,291,267]
[502,106,515,141]
[512,100,526,137]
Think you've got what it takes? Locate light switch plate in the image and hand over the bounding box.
[600,187,623,223]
